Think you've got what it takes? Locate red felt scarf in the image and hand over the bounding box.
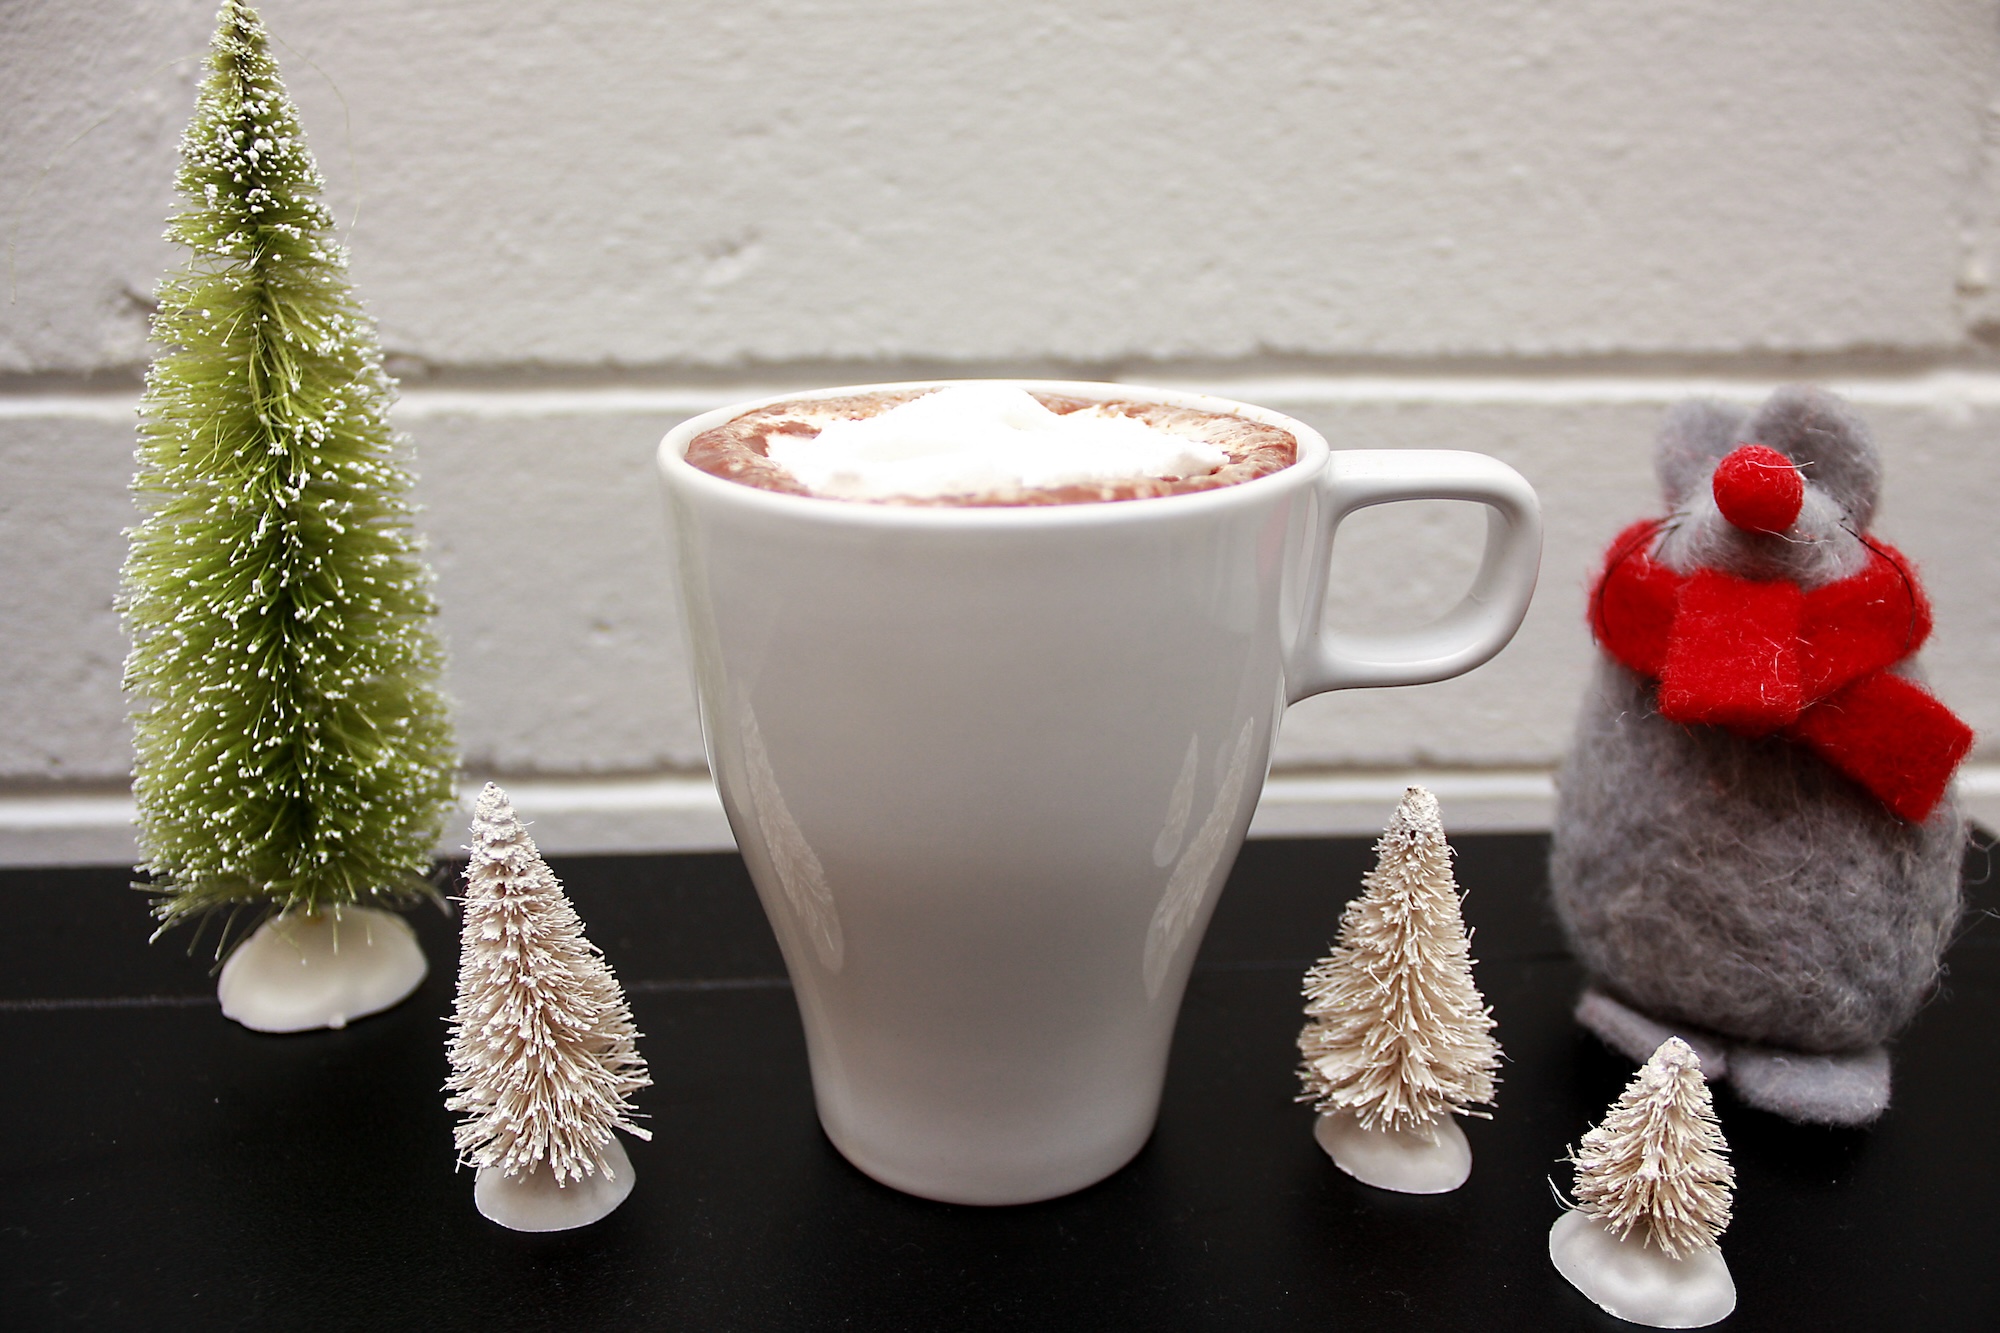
[1590,519,1972,823]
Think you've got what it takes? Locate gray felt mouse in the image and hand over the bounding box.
[1549,386,1973,1127]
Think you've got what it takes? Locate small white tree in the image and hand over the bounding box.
[1297,786,1501,1133]
[1550,1037,1738,1327]
[1571,1036,1734,1258]
[445,784,650,1226]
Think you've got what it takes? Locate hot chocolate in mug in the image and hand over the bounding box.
[656,381,1540,1204]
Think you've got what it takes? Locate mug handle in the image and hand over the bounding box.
[1286,450,1542,702]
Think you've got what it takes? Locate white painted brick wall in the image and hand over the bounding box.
[4,1,1998,860]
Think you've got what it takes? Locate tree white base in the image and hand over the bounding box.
[1313,1109,1472,1194]
[474,1135,636,1232]
[1549,1209,1736,1328]
[217,907,428,1033]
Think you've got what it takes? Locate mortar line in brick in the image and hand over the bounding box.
[14,368,2000,422]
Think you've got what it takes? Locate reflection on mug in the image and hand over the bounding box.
[738,699,844,972]
[1152,734,1201,868]
[1144,717,1256,998]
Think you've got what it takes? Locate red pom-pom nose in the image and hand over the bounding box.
[1711,444,1804,534]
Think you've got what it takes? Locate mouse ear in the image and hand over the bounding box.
[1738,386,1881,531]
[1655,399,1747,507]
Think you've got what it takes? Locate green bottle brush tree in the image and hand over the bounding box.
[120,0,454,1031]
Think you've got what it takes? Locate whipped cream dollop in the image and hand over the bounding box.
[764,385,1230,502]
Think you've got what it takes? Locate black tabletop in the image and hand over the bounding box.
[4,833,1995,1331]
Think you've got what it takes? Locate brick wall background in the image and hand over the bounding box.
[5,0,1997,858]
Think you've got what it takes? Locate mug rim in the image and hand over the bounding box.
[655,379,1329,528]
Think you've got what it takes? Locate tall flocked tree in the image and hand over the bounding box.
[121,2,454,953]
[1296,786,1501,1192]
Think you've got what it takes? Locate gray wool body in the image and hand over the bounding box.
[1553,658,1962,1052]
[1550,387,1965,1098]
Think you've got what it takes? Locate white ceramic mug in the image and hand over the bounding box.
[657,381,1540,1205]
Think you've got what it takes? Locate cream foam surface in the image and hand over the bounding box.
[683,385,1299,507]
[765,386,1229,502]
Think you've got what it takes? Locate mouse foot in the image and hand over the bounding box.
[1727,1043,1890,1126]
[1575,988,1730,1079]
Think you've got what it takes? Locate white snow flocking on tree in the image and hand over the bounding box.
[1550,1036,1738,1328]
[1571,1036,1734,1258]
[1296,785,1501,1193]
[445,783,651,1231]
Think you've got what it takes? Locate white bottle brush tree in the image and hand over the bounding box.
[446,785,652,1232]
[1551,1037,1737,1328]
[119,0,453,1032]
[1296,786,1501,1193]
